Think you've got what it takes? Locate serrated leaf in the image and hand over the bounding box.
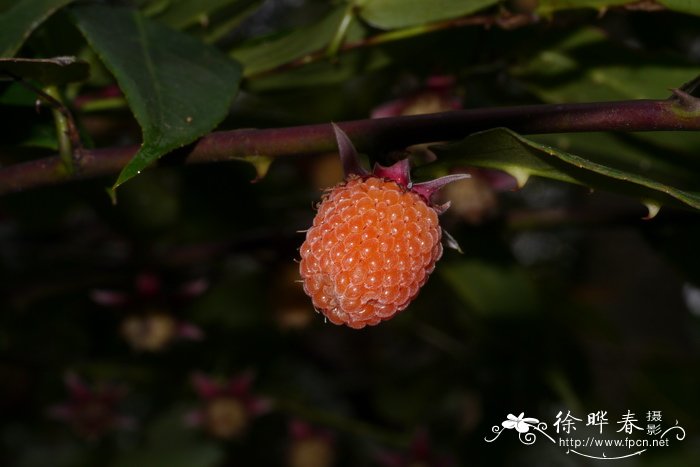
[0,0,75,57]
[0,56,88,85]
[358,0,497,30]
[231,6,365,77]
[432,128,700,212]
[71,4,242,189]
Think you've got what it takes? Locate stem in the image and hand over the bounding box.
[44,86,74,171]
[1,97,699,195]
[203,1,263,44]
[77,96,128,113]
[325,2,355,60]
[0,73,84,175]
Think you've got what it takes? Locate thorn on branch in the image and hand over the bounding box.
[675,74,700,97]
[669,88,700,113]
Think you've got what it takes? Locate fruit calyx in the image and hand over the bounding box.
[332,122,470,217]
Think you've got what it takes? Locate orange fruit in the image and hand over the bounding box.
[299,176,443,328]
[298,125,468,329]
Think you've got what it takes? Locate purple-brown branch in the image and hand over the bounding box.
[1,97,699,195]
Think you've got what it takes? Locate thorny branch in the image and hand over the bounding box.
[1,95,700,195]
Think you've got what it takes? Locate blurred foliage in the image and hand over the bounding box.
[2,0,700,466]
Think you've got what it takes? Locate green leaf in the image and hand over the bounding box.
[441,260,539,316]
[432,128,700,213]
[231,6,365,77]
[529,133,700,187]
[18,124,58,150]
[0,82,36,106]
[247,47,391,91]
[151,0,263,45]
[357,0,497,30]
[536,0,629,16]
[658,0,700,16]
[0,56,88,85]
[71,4,242,189]
[0,0,15,14]
[0,0,75,57]
[155,0,260,31]
[199,1,263,44]
[513,28,700,102]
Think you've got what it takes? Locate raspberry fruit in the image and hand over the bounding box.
[299,125,468,329]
